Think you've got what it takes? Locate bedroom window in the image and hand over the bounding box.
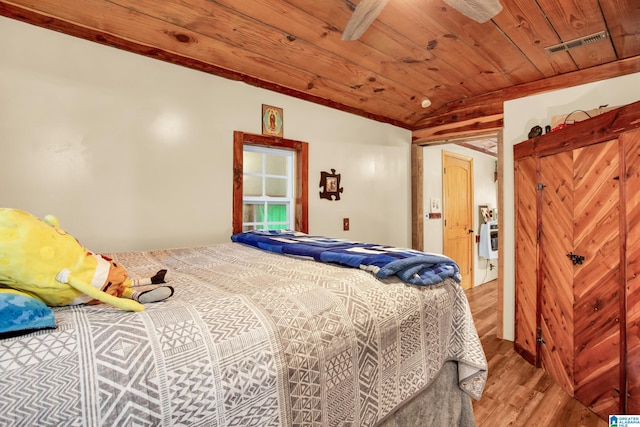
[242,146,293,231]
[233,131,308,234]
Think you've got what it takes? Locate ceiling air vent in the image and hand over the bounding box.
[544,31,608,54]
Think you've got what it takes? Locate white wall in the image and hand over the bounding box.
[502,72,640,340]
[0,17,412,253]
[422,144,498,287]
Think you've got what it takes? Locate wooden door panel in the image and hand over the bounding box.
[540,151,575,396]
[512,104,640,420]
[625,129,640,415]
[514,157,538,362]
[443,152,474,289]
[572,139,621,418]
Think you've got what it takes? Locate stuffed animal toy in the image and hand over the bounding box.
[0,208,173,312]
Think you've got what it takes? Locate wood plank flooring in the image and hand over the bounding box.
[466,280,607,427]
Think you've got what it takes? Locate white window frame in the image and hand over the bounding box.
[242,145,294,231]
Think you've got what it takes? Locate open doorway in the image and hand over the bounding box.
[419,142,498,287]
[412,133,502,334]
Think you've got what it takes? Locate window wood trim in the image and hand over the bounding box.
[233,131,308,234]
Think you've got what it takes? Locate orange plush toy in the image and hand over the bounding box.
[85,253,173,306]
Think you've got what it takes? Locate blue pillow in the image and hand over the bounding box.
[0,290,56,339]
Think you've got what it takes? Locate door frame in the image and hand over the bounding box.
[411,131,503,336]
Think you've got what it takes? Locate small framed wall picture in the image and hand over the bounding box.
[319,169,343,201]
[262,105,283,137]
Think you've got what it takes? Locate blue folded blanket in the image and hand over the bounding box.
[231,230,461,286]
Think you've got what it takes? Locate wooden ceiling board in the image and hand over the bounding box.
[600,0,640,59]
[385,0,543,86]
[108,0,423,116]
[535,0,617,69]
[1,0,639,144]
[281,0,482,106]
[490,0,580,77]
[371,1,520,92]
[225,0,454,100]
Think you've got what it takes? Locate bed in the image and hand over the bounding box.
[0,232,487,426]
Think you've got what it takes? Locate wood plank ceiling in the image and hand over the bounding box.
[1,0,639,149]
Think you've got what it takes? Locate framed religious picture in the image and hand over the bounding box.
[262,105,283,137]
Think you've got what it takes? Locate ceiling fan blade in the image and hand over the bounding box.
[443,0,503,23]
[341,0,390,41]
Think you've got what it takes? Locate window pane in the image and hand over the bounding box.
[265,177,287,197]
[243,224,265,232]
[265,153,287,175]
[243,151,262,174]
[267,204,288,222]
[243,203,264,222]
[239,143,299,234]
[243,175,263,197]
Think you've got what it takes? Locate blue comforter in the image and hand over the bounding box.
[231,230,461,286]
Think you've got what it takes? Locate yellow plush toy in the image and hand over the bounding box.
[0,208,173,312]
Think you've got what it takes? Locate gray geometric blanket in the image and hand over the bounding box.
[0,243,486,426]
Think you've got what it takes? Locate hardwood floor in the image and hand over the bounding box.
[466,280,607,427]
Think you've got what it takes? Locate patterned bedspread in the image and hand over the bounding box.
[0,243,486,426]
[232,230,462,286]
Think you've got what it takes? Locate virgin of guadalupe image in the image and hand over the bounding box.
[269,111,277,132]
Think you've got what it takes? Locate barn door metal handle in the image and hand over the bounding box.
[468,229,474,234]
[566,252,585,265]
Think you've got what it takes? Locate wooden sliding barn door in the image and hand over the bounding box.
[537,140,621,418]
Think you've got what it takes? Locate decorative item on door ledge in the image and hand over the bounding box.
[527,125,543,139]
[262,104,283,137]
[319,169,343,201]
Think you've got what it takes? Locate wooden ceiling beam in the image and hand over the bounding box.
[412,54,640,140]
[412,114,502,144]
